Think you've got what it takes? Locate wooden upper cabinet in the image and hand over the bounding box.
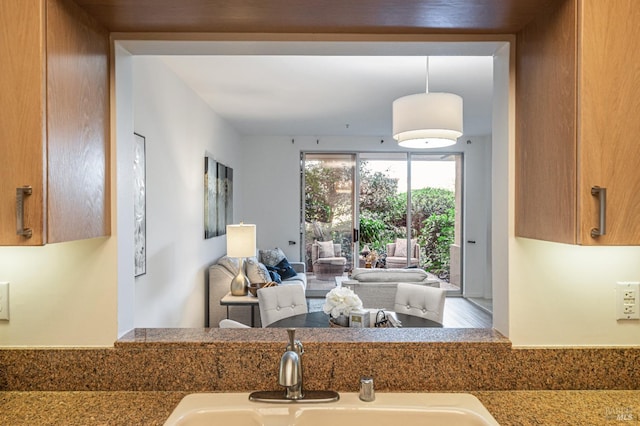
[0,0,109,246]
[516,0,640,245]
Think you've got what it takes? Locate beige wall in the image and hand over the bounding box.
[0,238,117,347]
[509,239,640,347]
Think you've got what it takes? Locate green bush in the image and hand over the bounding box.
[418,208,455,280]
[359,215,396,253]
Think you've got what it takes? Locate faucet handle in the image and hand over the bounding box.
[359,376,375,402]
[286,328,296,351]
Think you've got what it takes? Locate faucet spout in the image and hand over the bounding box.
[279,350,303,399]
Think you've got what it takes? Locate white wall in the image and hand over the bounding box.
[463,135,492,299]
[129,56,242,328]
[115,44,136,337]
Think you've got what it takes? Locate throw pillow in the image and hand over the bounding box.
[274,258,297,280]
[394,239,416,257]
[217,256,239,275]
[259,247,286,267]
[245,257,271,283]
[317,240,335,258]
[266,267,282,283]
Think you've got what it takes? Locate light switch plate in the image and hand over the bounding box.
[616,281,640,320]
[0,282,9,321]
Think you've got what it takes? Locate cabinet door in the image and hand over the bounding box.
[515,0,578,244]
[0,0,47,245]
[517,0,640,246]
[46,0,110,242]
[0,0,109,246]
[578,0,640,245]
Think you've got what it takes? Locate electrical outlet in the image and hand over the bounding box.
[616,281,640,320]
[0,282,9,321]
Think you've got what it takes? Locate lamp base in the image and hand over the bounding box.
[230,258,250,296]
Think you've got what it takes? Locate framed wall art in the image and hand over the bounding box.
[205,155,233,239]
[133,133,146,277]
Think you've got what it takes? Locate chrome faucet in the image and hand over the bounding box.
[278,328,304,400]
[249,328,339,403]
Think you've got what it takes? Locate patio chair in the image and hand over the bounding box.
[385,239,420,268]
[311,240,347,280]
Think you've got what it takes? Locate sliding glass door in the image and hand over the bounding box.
[302,151,462,293]
[302,153,356,274]
[409,154,462,291]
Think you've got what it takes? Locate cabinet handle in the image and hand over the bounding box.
[590,186,607,238]
[16,186,33,238]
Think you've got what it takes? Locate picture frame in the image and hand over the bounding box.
[204,155,233,239]
[134,133,146,277]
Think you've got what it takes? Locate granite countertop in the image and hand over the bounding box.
[1,390,639,425]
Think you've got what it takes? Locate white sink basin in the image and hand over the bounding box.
[164,392,499,425]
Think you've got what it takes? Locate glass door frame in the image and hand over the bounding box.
[301,150,464,295]
[300,152,358,273]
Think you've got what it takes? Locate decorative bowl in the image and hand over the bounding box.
[248,281,277,296]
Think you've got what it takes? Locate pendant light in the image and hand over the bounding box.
[392,57,463,148]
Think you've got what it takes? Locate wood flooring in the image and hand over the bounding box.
[442,297,493,328]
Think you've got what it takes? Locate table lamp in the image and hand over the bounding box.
[226,223,256,296]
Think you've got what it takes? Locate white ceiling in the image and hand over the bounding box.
[134,41,498,138]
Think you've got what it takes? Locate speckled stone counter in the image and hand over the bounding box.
[1,328,639,425]
[2,328,639,392]
[1,390,639,425]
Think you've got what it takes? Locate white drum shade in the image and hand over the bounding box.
[226,223,256,258]
[392,92,463,148]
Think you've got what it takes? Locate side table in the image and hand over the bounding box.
[220,292,259,327]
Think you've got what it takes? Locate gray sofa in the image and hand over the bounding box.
[208,257,306,328]
[341,268,440,311]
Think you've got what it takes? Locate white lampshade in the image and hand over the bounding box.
[226,223,256,258]
[392,92,463,148]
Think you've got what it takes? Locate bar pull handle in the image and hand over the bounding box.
[16,186,33,238]
[591,186,606,238]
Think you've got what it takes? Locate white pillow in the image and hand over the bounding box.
[394,239,416,257]
[317,240,335,258]
[217,256,239,275]
[259,247,286,267]
[245,257,271,283]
